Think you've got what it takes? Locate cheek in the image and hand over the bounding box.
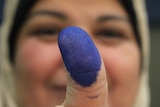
[15,38,61,83]
[99,43,140,84]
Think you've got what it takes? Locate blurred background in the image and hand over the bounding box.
[146,0,160,107]
[0,0,159,107]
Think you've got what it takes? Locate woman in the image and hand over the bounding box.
[0,0,150,107]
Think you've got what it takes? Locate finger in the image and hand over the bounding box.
[58,26,108,107]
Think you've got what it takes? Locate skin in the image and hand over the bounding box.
[14,0,140,107]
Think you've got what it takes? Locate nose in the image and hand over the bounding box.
[48,45,68,90]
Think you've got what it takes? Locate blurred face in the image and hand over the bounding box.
[14,0,140,107]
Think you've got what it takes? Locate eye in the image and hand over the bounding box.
[97,29,123,38]
[94,28,127,45]
[28,27,61,42]
[30,27,58,36]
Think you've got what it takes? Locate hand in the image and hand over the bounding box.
[57,26,108,107]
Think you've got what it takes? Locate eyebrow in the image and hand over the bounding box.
[97,15,129,23]
[27,10,129,24]
[28,10,68,21]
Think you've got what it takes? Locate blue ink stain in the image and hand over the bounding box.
[58,26,101,87]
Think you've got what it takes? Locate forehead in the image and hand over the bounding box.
[31,0,128,20]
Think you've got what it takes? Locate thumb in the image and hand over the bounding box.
[58,26,108,107]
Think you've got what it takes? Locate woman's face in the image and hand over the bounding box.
[14,0,140,107]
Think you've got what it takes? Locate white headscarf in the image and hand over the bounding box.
[0,0,150,107]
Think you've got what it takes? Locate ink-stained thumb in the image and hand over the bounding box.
[58,26,108,107]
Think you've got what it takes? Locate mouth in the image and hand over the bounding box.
[47,81,67,92]
[49,84,67,91]
[47,77,67,92]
